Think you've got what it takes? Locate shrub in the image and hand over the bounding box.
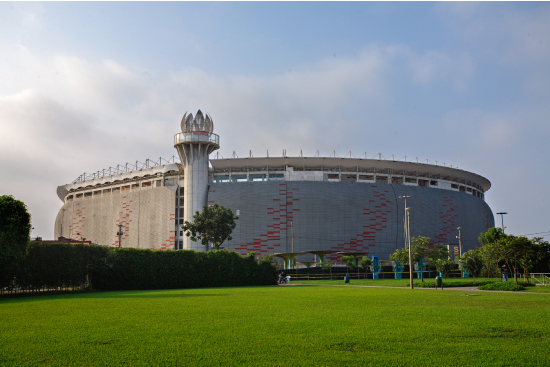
[89,248,278,291]
[478,281,525,291]
[412,280,496,288]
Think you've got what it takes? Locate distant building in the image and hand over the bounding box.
[55,110,494,261]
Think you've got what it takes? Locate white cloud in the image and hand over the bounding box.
[1,37,548,240]
[436,3,550,66]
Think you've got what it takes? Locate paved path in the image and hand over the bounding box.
[278,283,550,294]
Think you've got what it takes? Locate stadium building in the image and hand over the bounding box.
[55,110,494,262]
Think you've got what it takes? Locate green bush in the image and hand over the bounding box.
[413,280,496,288]
[478,281,525,291]
[1,243,277,294]
[89,248,278,291]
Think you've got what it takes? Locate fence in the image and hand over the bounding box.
[530,273,550,286]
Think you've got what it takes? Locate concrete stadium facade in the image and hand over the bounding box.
[55,111,494,262]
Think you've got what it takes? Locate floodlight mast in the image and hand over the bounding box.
[174,110,220,251]
[496,212,507,233]
[399,196,413,290]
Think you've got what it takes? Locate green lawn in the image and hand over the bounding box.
[1,286,550,366]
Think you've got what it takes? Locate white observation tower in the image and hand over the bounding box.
[174,110,220,250]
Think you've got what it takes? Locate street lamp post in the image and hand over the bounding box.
[456,227,462,258]
[399,195,413,290]
[398,196,411,250]
[456,227,463,278]
[117,224,123,248]
[406,207,413,289]
[496,212,507,233]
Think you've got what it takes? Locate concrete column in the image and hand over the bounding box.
[175,142,218,251]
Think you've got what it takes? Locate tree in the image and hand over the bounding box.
[435,259,455,278]
[500,235,532,286]
[411,236,431,283]
[359,257,372,279]
[322,259,333,280]
[457,248,483,283]
[0,195,32,270]
[182,204,239,250]
[341,255,356,274]
[389,248,409,278]
[478,227,507,278]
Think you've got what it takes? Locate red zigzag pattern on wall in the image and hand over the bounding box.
[327,187,391,261]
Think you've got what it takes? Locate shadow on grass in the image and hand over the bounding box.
[0,288,231,302]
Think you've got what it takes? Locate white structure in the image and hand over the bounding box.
[174,110,220,250]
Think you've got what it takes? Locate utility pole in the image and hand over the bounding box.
[496,212,507,233]
[456,227,462,258]
[291,222,294,268]
[398,195,413,288]
[117,224,123,247]
[406,207,413,289]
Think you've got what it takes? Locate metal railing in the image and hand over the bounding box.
[174,132,220,146]
[531,273,550,286]
[73,156,179,183]
[213,150,460,169]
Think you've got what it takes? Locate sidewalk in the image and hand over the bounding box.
[279,283,550,294]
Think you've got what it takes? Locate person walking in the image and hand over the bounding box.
[501,264,509,282]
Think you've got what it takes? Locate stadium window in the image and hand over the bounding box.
[142,182,152,188]
[231,174,247,182]
[268,173,284,180]
[112,187,120,194]
[93,191,101,196]
[213,175,228,183]
[76,193,83,198]
[122,185,130,191]
[451,184,459,189]
[430,181,438,186]
[249,174,266,182]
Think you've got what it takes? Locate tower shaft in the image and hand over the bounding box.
[174,129,220,251]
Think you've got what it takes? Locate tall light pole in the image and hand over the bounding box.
[399,196,411,250]
[406,207,413,289]
[117,224,123,248]
[456,227,462,258]
[496,212,507,233]
[291,221,294,269]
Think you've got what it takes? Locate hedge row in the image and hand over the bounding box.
[0,243,278,294]
[0,242,110,293]
[90,248,278,290]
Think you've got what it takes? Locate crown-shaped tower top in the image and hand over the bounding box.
[181,110,214,133]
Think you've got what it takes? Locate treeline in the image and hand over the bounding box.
[0,243,278,294]
[463,228,550,286]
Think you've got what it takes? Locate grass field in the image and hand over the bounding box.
[1,286,550,366]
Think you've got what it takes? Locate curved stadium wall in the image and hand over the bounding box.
[55,156,494,262]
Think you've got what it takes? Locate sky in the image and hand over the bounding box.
[1,2,549,241]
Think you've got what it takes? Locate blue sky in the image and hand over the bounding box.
[1,2,549,241]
